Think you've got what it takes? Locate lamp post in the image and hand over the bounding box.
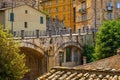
[91,27,98,46]
[59,50,63,66]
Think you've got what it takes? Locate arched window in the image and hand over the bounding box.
[74,49,78,62]
[66,47,72,62]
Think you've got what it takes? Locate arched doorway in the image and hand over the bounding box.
[20,47,46,80]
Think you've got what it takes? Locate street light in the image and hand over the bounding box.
[91,27,98,46]
[59,50,64,66]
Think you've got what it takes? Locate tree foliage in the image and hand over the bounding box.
[93,20,120,60]
[83,45,95,63]
[0,25,29,80]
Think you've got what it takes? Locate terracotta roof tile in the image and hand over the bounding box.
[37,55,120,80]
[37,67,120,80]
[75,54,120,70]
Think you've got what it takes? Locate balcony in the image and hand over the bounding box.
[79,0,85,3]
[79,8,86,14]
[107,6,113,12]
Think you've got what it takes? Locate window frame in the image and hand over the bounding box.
[66,47,72,62]
[108,13,113,19]
[24,22,28,28]
[116,2,120,8]
[40,16,44,24]
[56,7,58,13]
[25,10,28,14]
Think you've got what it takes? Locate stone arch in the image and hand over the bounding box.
[20,46,46,80]
[55,41,83,57]
[54,41,83,67]
[20,41,44,55]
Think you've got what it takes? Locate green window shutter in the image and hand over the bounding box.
[10,12,14,22]
[40,17,43,24]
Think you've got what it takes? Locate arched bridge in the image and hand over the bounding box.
[14,33,93,80]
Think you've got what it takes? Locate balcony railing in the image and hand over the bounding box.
[13,27,99,39]
[79,8,86,14]
[107,6,113,12]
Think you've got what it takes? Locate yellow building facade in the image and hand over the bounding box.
[41,0,76,32]
[76,0,91,31]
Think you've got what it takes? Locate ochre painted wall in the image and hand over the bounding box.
[76,0,91,31]
[41,0,75,31]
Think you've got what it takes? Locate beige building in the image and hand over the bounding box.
[93,0,120,27]
[92,0,120,28]
[75,0,120,32]
[0,4,46,36]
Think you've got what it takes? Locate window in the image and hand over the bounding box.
[107,2,112,11]
[66,47,72,62]
[82,14,87,21]
[108,2,112,6]
[24,22,27,28]
[82,26,85,33]
[108,13,113,19]
[56,0,58,4]
[48,8,51,14]
[116,2,120,8]
[56,7,58,13]
[25,10,28,14]
[40,17,44,24]
[73,7,76,22]
[78,16,80,22]
[74,50,78,62]
[82,2,87,9]
[10,12,14,21]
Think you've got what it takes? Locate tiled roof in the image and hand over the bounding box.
[37,67,120,80]
[75,54,120,70]
[37,55,120,80]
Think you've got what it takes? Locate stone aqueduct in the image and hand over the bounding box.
[15,33,93,80]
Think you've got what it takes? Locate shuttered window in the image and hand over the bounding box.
[40,17,43,24]
[10,12,14,21]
